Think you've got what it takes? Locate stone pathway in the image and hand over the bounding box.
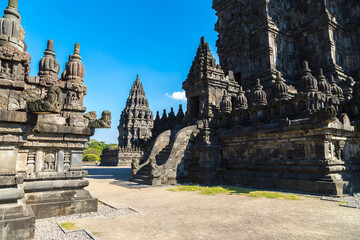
[35,165,360,240]
[75,166,360,240]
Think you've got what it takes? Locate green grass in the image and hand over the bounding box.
[60,222,79,231]
[168,185,301,200]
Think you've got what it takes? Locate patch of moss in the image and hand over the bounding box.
[168,185,301,200]
[60,222,79,231]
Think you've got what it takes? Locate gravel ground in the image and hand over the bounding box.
[35,203,130,240]
[321,193,360,209]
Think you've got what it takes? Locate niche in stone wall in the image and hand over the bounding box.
[43,152,57,171]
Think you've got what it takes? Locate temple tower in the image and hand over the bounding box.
[118,74,153,148]
[213,0,360,90]
[183,37,239,123]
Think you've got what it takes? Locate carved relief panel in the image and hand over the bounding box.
[43,152,56,171]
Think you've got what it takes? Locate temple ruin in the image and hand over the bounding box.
[131,0,360,196]
[0,1,111,239]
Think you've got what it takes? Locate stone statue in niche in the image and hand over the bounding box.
[335,140,346,161]
[0,61,12,79]
[43,153,56,171]
[87,110,112,128]
[27,86,61,114]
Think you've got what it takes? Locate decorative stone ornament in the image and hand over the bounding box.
[0,0,25,51]
[220,91,232,113]
[0,2,111,238]
[329,75,344,101]
[272,72,289,100]
[39,40,60,86]
[317,68,332,96]
[299,61,318,93]
[65,43,85,82]
[252,79,267,106]
[234,86,248,110]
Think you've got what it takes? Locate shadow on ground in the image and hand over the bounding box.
[84,166,151,189]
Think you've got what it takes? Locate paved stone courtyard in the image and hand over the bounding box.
[60,165,360,240]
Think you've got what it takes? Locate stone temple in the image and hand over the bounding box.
[0,1,111,239]
[131,0,360,197]
[101,75,153,166]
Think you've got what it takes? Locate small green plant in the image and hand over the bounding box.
[83,154,100,162]
[60,222,78,231]
[168,185,301,200]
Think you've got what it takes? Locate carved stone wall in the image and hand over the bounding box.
[213,0,360,90]
[0,1,111,239]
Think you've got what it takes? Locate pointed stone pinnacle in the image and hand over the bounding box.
[201,36,205,44]
[329,75,335,84]
[74,43,80,54]
[8,0,18,10]
[276,72,284,82]
[47,40,54,51]
[302,61,311,73]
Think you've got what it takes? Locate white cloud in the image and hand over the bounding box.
[165,91,187,101]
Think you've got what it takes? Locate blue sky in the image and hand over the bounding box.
[3,0,219,143]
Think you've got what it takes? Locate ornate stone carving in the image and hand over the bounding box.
[38,40,60,87]
[26,86,61,114]
[63,151,71,172]
[117,75,153,148]
[88,110,111,128]
[43,152,56,171]
[26,151,35,173]
[0,92,8,110]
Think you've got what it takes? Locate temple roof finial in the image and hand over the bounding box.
[74,43,80,55]
[302,61,311,73]
[47,40,54,51]
[201,36,205,44]
[3,0,20,21]
[136,74,140,81]
[8,0,18,10]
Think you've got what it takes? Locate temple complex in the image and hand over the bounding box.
[131,0,360,197]
[0,1,111,239]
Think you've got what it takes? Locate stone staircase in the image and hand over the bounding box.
[130,125,199,186]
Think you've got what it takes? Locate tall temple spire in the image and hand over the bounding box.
[185,36,220,82]
[118,75,153,148]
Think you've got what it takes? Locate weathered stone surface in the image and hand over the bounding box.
[0,1,110,238]
[130,1,360,197]
[102,75,152,166]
